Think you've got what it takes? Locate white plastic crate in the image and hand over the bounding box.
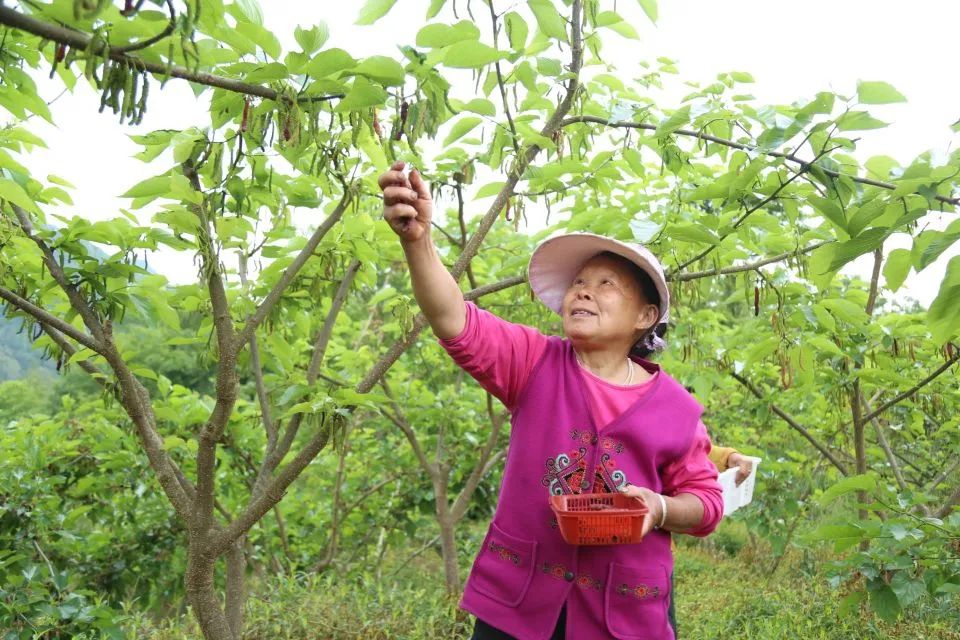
[718,456,761,516]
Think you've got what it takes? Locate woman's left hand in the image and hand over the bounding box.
[620,485,664,537]
[726,452,754,486]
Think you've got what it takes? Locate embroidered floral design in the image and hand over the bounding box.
[600,437,624,453]
[570,429,598,445]
[488,542,520,565]
[594,452,628,493]
[542,562,567,579]
[540,563,602,590]
[617,583,661,600]
[542,449,589,495]
[576,574,603,591]
[543,434,629,508]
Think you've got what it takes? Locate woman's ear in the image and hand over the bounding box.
[633,303,659,333]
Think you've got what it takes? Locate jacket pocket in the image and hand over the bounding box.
[470,522,538,607]
[604,563,672,639]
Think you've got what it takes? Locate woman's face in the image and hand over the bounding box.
[560,254,659,352]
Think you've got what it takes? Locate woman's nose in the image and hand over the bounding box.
[576,288,593,300]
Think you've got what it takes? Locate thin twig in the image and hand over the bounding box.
[560,115,960,208]
[0,6,343,103]
[862,352,960,424]
[731,371,849,475]
[115,0,176,53]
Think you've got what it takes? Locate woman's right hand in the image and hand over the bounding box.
[378,161,433,243]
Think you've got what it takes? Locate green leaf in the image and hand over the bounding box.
[807,195,847,232]
[825,228,887,272]
[636,0,658,23]
[444,43,505,69]
[837,111,888,131]
[819,473,876,504]
[839,590,867,617]
[232,0,263,24]
[0,177,39,213]
[883,248,912,292]
[443,116,483,146]
[656,105,691,136]
[916,219,960,270]
[857,80,907,105]
[121,175,171,199]
[356,0,398,25]
[235,22,282,59]
[528,0,568,41]
[353,56,405,86]
[334,78,387,113]
[304,48,356,78]
[416,21,480,48]
[805,524,864,552]
[864,155,899,180]
[505,12,529,50]
[426,0,447,18]
[812,303,837,332]
[669,223,719,245]
[461,98,496,116]
[605,20,640,39]
[890,572,925,607]
[868,581,902,623]
[475,181,506,199]
[295,24,329,54]
[928,255,960,344]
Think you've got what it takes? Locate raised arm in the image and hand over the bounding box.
[379,161,465,339]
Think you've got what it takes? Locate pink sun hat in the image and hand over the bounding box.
[527,232,670,323]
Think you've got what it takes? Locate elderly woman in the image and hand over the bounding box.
[380,161,723,640]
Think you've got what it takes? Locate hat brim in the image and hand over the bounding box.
[527,233,669,320]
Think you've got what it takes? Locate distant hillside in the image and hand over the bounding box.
[0,316,54,381]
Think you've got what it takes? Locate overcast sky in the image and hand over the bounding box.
[25,0,960,306]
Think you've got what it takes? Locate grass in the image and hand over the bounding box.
[131,522,959,639]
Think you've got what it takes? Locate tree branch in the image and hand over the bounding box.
[861,352,960,424]
[929,459,960,493]
[210,412,336,556]
[238,254,277,452]
[935,484,960,520]
[254,259,360,495]
[0,287,102,353]
[340,473,402,520]
[731,371,849,475]
[669,240,834,282]
[37,324,103,380]
[487,1,520,157]
[860,393,907,492]
[234,191,353,355]
[183,161,238,535]
[674,145,836,273]
[452,394,507,521]
[560,115,960,208]
[0,6,343,104]
[353,0,585,396]
[380,378,436,479]
[11,204,105,343]
[115,0,176,53]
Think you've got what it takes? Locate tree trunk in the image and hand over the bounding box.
[434,477,461,595]
[185,543,235,640]
[225,538,247,638]
[437,512,460,595]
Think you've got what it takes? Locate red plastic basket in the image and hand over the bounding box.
[549,493,649,545]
